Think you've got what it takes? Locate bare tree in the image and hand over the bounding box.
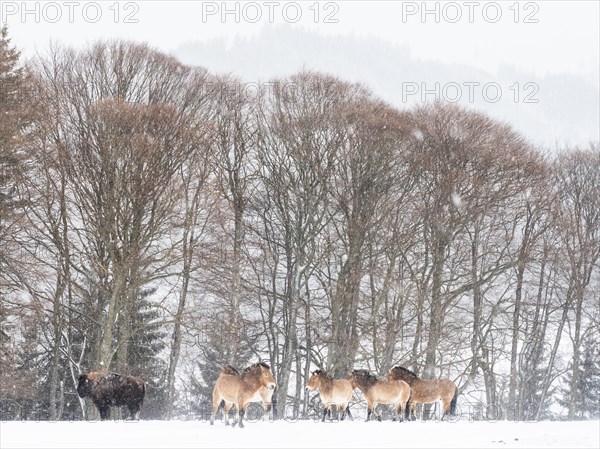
[32,42,211,386]
[209,75,258,365]
[550,145,600,419]
[327,98,411,378]
[249,72,349,415]
[404,103,543,386]
[164,70,215,419]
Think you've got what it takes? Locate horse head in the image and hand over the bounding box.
[253,362,276,390]
[306,370,332,391]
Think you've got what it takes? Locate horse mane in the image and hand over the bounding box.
[313,370,333,381]
[352,369,379,389]
[392,366,419,380]
[221,365,240,376]
[242,362,270,375]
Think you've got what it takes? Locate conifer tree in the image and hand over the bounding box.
[127,287,168,419]
[0,24,32,284]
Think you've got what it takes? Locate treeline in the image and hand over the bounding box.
[0,29,599,421]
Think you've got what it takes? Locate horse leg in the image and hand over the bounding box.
[210,392,222,425]
[340,404,346,421]
[371,402,382,422]
[237,403,246,428]
[229,404,238,427]
[394,403,403,423]
[262,401,272,421]
[226,402,237,426]
[345,405,353,421]
[441,399,451,420]
[321,406,328,422]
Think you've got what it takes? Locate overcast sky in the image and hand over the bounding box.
[2,0,599,147]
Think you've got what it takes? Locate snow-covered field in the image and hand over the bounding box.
[1,419,598,449]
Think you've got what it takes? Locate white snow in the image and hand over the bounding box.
[1,419,598,449]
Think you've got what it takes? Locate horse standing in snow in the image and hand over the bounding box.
[387,366,458,420]
[215,365,277,421]
[306,370,354,421]
[348,369,412,422]
[210,362,276,428]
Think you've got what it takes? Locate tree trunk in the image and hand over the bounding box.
[329,247,362,378]
[166,217,195,418]
[98,273,126,369]
[508,262,525,420]
[568,282,585,419]
[275,262,299,419]
[424,237,445,380]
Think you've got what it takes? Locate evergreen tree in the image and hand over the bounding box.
[521,366,556,420]
[0,24,32,246]
[578,336,600,419]
[186,310,255,420]
[127,287,168,419]
[559,336,600,419]
[0,25,40,421]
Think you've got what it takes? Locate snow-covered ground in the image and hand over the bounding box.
[1,419,598,448]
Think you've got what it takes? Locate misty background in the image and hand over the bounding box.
[4,1,599,149]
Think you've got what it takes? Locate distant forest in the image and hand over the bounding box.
[1,26,598,421]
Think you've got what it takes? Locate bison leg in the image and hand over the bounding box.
[95,403,110,421]
[128,403,141,420]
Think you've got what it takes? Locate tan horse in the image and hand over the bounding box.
[218,365,277,420]
[210,362,276,428]
[348,369,412,422]
[306,370,354,421]
[387,366,458,420]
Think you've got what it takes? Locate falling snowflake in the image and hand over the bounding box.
[413,128,424,141]
[451,192,462,208]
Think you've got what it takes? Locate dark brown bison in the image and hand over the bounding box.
[77,371,146,420]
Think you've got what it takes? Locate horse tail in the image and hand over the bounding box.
[449,387,459,416]
[405,389,413,420]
